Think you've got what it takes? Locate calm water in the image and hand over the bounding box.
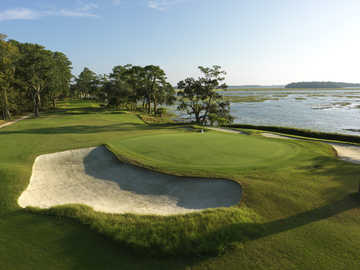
[172,89,360,135]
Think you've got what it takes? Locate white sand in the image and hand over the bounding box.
[261,133,295,140]
[327,143,360,164]
[18,146,242,215]
[0,115,30,129]
[206,127,246,134]
[261,132,360,164]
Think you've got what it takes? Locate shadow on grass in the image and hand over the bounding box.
[210,193,360,247]
[0,119,195,135]
[50,106,131,116]
[298,156,360,191]
[26,193,359,259]
[50,106,107,115]
[0,123,151,135]
[0,210,194,269]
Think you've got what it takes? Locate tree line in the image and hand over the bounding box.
[286,81,360,89]
[0,34,72,120]
[1,34,233,125]
[72,64,233,125]
[72,64,176,116]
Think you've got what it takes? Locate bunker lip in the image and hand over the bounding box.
[206,127,246,134]
[18,146,242,215]
[261,132,360,164]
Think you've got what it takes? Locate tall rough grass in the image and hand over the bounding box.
[28,205,261,257]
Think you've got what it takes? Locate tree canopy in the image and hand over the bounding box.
[0,35,72,119]
[77,64,175,115]
[1,34,232,125]
[177,65,233,125]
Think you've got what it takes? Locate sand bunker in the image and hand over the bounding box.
[18,146,241,215]
[326,143,360,164]
[207,127,246,134]
[262,132,360,164]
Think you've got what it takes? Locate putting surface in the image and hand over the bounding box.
[18,146,242,215]
[262,132,360,164]
[110,132,310,170]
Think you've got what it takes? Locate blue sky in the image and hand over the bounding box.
[1,0,360,85]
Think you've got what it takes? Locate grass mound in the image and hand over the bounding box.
[29,205,261,257]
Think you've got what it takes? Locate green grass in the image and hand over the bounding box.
[0,99,360,269]
[109,132,322,174]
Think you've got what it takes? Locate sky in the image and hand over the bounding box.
[1,0,360,85]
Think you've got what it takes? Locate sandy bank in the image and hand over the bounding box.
[18,146,242,215]
[206,127,246,134]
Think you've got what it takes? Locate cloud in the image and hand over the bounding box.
[0,8,40,21]
[148,0,187,11]
[57,9,98,17]
[0,3,99,21]
[112,0,122,6]
[78,2,99,11]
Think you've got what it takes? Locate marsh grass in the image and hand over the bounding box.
[223,95,279,103]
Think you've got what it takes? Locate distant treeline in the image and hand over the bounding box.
[227,85,284,89]
[285,81,360,89]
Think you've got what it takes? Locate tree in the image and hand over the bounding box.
[75,67,98,99]
[44,52,72,108]
[125,65,147,110]
[16,43,53,117]
[177,65,233,125]
[143,65,174,115]
[0,35,19,120]
[105,65,135,109]
[102,64,175,114]
[154,82,176,115]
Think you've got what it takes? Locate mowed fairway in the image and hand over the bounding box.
[0,101,359,269]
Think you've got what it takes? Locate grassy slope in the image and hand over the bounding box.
[0,100,359,269]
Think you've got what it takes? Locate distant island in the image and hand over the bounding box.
[228,85,284,89]
[285,81,360,88]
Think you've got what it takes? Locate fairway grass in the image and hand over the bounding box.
[0,100,359,269]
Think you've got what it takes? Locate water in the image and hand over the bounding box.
[172,89,360,135]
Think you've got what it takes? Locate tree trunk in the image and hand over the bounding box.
[52,98,56,108]
[195,111,200,124]
[153,96,157,115]
[33,87,41,117]
[202,97,212,125]
[146,96,151,114]
[1,88,11,121]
